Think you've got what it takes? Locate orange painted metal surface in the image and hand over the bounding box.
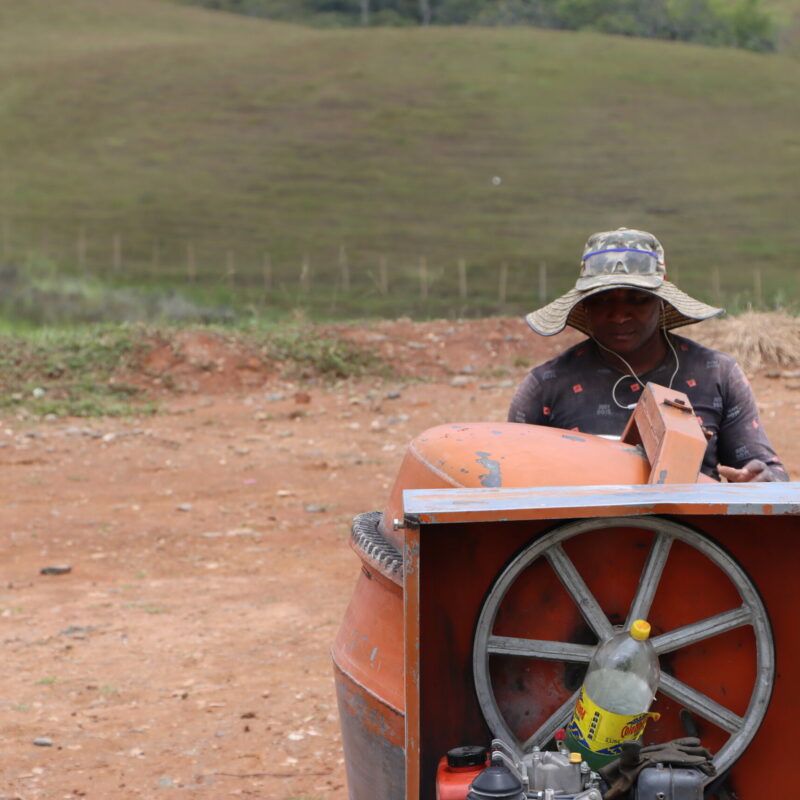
[333,566,404,715]
[333,390,795,800]
[332,561,406,799]
[336,418,709,800]
[381,422,662,551]
[333,662,406,798]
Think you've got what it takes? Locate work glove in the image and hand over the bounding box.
[598,737,716,800]
[639,737,716,774]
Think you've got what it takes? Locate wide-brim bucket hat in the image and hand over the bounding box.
[526,227,724,336]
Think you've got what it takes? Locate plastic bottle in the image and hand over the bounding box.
[565,619,660,770]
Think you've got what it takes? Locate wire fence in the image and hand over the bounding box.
[0,217,795,320]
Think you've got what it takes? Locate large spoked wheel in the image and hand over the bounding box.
[473,517,774,778]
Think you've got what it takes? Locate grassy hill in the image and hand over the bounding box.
[1,0,799,320]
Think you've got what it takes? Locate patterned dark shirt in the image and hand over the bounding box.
[507,334,788,480]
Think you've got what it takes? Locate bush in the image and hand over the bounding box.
[728,0,776,52]
[370,8,417,25]
[176,0,778,52]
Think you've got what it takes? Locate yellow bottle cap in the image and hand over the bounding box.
[630,619,651,641]
[569,752,582,764]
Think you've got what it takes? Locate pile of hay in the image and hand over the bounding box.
[691,312,800,372]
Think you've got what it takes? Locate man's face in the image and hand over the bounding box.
[582,289,662,356]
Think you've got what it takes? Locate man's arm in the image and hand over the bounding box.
[716,362,789,482]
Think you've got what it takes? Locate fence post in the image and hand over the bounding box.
[378,255,388,296]
[753,268,763,309]
[419,256,428,302]
[187,242,196,283]
[300,255,311,293]
[226,250,236,286]
[112,233,122,272]
[498,262,508,304]
[339,245,350,293]
[458,258,467,301]
[711,266,722,307]
[77,226,87,273]
[329,280,339,314]
[538,261,548,304]
[151,240,160,279]
[263,253,272,292]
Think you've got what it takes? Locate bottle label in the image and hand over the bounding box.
[566,687,659,758]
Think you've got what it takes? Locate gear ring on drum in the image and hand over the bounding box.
[472,516,774,779]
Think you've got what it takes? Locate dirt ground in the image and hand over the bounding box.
[1,317,798,800]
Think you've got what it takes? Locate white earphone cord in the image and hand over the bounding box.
[591,309,680,410]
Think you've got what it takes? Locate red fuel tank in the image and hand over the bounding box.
[434,747,488,800]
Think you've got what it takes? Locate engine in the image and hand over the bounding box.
[435,735,707,800]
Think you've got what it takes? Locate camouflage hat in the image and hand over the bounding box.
[526,227,723,336]
[576,228,665,291]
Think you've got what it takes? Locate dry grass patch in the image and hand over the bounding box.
[693,312,800,372]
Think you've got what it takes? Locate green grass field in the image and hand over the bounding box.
[1,0,799,320]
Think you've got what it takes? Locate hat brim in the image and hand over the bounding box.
[526,281,724,337]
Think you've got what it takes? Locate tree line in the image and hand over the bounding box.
[183,0,777,52]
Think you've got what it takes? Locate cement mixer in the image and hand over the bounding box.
[331,383,799,799]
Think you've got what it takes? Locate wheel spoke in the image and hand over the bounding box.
[547,544,614,640]
[488,635,595,663]
[658,672,743,734]
[652,607,754,655]
[625,533,673,627]
[520,690,578,752]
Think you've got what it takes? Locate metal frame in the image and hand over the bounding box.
[401,481,800,800]
[404,482,800,524]
[472,516,774,778]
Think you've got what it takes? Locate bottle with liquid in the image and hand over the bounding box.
[565,619,660,770]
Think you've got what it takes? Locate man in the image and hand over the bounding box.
[508,227,788,482]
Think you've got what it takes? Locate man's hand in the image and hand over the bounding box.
[718,459,776,483]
